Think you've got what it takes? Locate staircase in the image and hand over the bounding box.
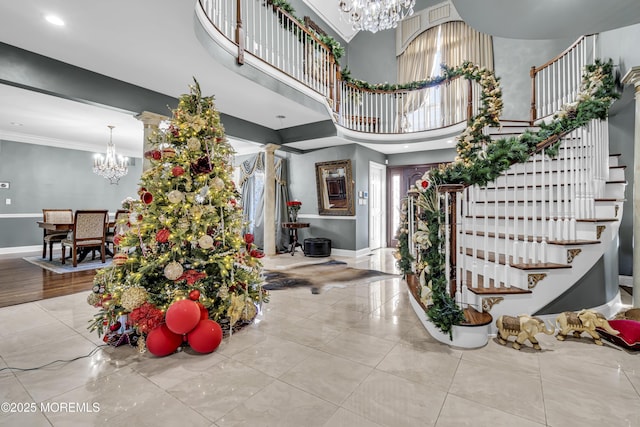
[457,120,625,333]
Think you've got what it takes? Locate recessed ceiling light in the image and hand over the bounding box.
[45,15,65,26]
[403,145,409,149]
[10,122,23,126]
[447,139,454,144]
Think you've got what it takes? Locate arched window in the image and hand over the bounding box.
[397,21,493,131]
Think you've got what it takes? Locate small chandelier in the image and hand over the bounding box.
[93,125,128,184]
[339,0,415,33]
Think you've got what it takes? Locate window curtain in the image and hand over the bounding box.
[397,21,493,129]
[239,152,289,252]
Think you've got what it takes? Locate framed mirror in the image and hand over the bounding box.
[315,159,355,216]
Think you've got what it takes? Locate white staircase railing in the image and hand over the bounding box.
[531,34,598,121]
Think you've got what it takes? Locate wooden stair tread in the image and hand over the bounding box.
[510,262,571,270]
[576,218,618,222]
[594,198,625,202]
[546,239,601,245]
[467,286,532,295]
[460,306,493,326]
[464,231,600,245]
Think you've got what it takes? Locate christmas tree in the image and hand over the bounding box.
[87,81,267,355]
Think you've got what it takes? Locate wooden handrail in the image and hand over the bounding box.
[530,34,593,75]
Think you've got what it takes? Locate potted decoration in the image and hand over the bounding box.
[286,200,301,222]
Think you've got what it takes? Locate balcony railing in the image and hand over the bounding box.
[530,34,598,122]
[197,0,480,135]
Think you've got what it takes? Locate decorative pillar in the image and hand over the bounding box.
[622,66,640,307]
[263,144,280,256]
[135,111,168,171]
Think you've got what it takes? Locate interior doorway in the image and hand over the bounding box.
[369,161,386,250]
[387,163,439,248]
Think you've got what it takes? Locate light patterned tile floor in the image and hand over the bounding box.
[0,249,638,426]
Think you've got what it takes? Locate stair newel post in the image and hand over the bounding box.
[235,0,244,65]
[440,185,464,299]
[530,65,537,123]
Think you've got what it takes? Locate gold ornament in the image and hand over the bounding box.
[164,261,184,281]
[137,335,147,354]
[227,293,245,326]
[87,293,101,306]
[113,252,129,266]
[198,234,214,249]
[241,300,257,321]
[210,177,224,191]
[121,287,148,311]
[168,190,185,204]
[217,285,229,299]
[187,137,201,151]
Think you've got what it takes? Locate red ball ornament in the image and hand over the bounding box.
[109,321,122,332]
[196,302,209,320]
[146,324,182,357]
[189,289,201,301]
[171,166,185,177]
[165,299,201,334]
[141,191,153,204]
[187,319,223,354]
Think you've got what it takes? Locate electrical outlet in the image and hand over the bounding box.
[0,182,9,189]
[5,198,11,205]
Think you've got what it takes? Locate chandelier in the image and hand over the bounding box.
[93,125,128,184]
[339,0,415,33]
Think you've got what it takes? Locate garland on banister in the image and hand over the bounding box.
[395,59,619,338]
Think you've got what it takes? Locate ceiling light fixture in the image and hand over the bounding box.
[339,0,415,33]
[93,125,128,184]
[45,15,65,26]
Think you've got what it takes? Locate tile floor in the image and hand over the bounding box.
[0,249,638,426]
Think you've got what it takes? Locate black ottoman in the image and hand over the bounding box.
[303,238,331,257]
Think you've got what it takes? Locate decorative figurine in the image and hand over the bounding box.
[496,314,555,350]
[555,309,619,345]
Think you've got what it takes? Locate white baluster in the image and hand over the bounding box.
[540,149,548,262]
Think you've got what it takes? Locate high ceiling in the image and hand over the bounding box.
[0,0,639,157]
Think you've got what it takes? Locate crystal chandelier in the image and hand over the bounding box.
[339,0,415,33]
[93,125,128,184]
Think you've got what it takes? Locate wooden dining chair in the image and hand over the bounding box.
[42,209,73,261]
[61,210,108,267]
[106,209,130,252]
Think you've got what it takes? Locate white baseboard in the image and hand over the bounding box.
[0,245,41,255]
[330,247,371,258]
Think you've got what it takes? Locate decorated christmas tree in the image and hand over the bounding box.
[87,81,267,356]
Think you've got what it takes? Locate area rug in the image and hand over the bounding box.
[263,260,398,293]
[23,256,111,274]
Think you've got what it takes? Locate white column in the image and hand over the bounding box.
[622,66,640,307]
[135,111,167,171]
[263,144,280,256]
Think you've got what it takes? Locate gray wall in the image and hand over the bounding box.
[600,22,640,276]
[0,139,142,248]
[347,30,398,84]
[493,36,575,120]
[387,147,456,166]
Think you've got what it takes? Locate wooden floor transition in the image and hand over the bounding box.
[0,252,96,308]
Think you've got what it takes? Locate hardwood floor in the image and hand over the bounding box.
[0,251,96,308]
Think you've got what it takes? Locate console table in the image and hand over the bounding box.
[282,222,310,256]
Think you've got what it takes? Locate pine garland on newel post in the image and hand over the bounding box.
[87,80,268,357]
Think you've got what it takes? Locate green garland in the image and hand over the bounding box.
[396,59,619,338]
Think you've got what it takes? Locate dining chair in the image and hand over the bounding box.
[61,210,108,267]
[42,209,73,261]
[106,209,130,253]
